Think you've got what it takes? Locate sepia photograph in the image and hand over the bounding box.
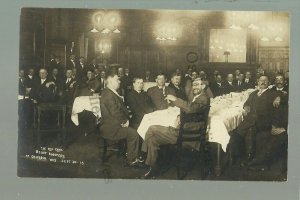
[18,8,289,181]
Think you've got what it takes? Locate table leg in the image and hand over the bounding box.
[215,143,221,176]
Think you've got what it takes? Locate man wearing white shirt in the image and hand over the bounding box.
[29,68,56,103]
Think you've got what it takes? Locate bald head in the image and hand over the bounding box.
[106,74,120,90]
[258,76,269,90]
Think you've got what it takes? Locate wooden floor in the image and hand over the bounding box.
[17,121,287,181]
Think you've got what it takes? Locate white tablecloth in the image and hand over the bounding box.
[137,89,256,152]
[137,107,180,139]
[71,95,101,126]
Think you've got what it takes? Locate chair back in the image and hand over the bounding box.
[177,105,210,147]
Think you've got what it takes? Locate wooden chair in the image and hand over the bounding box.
[33,103,66,147]
[175,106,211,180]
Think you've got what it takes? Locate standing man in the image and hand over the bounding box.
[99,74,141,166]
[67,54,78,70]
[147,73,176,111]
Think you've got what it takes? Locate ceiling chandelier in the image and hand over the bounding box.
[90,11,121,34]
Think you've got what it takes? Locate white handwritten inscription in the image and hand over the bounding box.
[23,147,85,166]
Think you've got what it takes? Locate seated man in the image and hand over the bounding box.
[141,78,210,178]
[210,74,224,97]
[99,74,141,166]
[223,74,236,94]
[147,73,176,111]
[245,74,289,171]
[235,75,282,165]
[29,68,57,103]
[244,71,255,90]
[126,78,154,129]
[167,72,187,100]
[247,74,288,170]
[61,69,77,106]
[233,73,245,92]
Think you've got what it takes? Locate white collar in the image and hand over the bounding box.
[276,87,284,91]
[41,78,46,84]
[258,88,268,95]
[28,75,33,79]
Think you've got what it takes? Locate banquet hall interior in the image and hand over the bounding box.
[18,8,289,180]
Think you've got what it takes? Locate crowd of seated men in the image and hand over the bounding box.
[18,54,289,178]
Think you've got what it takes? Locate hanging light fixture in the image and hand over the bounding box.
[112,28,121,33]
[90,25,99,33]
[101,28,111,34]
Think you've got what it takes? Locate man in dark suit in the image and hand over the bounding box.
[244,71,255,90]
[61,69,76,105]
[126,78,154,129]
[271,74,288,129]
[210,74,224,97]
[76,57,89,85]
[147,73,176,111]
[235,75,282,164]
[67,54,78,70]
[48,54,57,75]
[234,69,241,80]
[24,67,37,89]
[54,56,64,79]
[233,73,245,92]
[19,69,32,128]
[141,78,210,178]
[29,68,57,103]
[143,70,155,82]
[167,72,186,100]
[99,74,141,166]
[223,74,236,94]
[49,68,61,88]
[246,74,288,171]
[95,70,106,94]
[89,58,99,72]
[19,69,26,96]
